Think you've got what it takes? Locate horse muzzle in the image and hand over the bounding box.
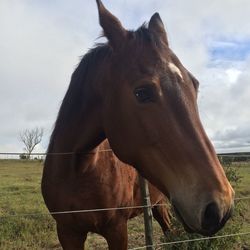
[173,201,234,236]
[200,202,234,236]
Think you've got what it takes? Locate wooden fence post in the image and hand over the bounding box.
[139,175,154,250]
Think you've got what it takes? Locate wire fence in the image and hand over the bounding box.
[0,150,113,160]
[0,196,249,219]
[128,231,250,250]
[0,151,250,158]
[1,202,249,248]
[49,230,250,250]
[0,152,249,248]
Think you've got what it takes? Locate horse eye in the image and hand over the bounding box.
[134,85,156,103]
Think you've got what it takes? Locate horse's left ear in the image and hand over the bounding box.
[148,13,169,46]
[96,0,127,50]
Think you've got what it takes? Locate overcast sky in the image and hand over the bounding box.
[0,0,250,154]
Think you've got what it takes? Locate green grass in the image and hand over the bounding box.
[234,163,250,248]
[0,160,249,249]
[0,160,59,250]
[235,163,250,195]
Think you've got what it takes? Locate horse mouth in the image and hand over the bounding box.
[172,204,195,234]
[173,204,232,236]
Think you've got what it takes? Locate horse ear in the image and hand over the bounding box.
[148,13,168,46]
[96,0,127,49]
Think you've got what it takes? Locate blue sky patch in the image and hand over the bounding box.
[209,39,250,61]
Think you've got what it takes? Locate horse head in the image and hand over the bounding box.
[96,0,234,236]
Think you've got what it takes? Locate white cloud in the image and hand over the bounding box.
[226,69,242,83]
[0,0,250,154]
[0,0,95,152]
[199,59,250,152]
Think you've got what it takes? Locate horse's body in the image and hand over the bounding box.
[42,1,234,249]
[43,140,170,249]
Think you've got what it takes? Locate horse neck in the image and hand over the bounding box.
[50,95,104,155]
[48,47,111,154]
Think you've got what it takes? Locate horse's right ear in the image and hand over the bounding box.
[96,0,127,50]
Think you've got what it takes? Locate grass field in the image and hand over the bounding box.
[0,159,249,249]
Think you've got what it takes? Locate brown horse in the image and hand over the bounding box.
[42,0,234,249]
[44,139,171,249]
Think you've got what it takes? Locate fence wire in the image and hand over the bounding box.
[0,196,249,219]
[49,230,250,250]
[0,151,249,248]
[128,231,250,249]
[0,149,113,157]
[0,151,250,157]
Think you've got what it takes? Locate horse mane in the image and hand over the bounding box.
[134,23,153,42]
[47,24,155,152]
[47,44,112,152]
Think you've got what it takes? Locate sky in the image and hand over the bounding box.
[0,0,250,154]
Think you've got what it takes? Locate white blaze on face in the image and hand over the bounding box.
[168,62,183,80]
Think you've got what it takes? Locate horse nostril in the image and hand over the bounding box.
[201,202,221,233]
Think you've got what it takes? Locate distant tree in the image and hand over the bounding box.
[19,127,44,159]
